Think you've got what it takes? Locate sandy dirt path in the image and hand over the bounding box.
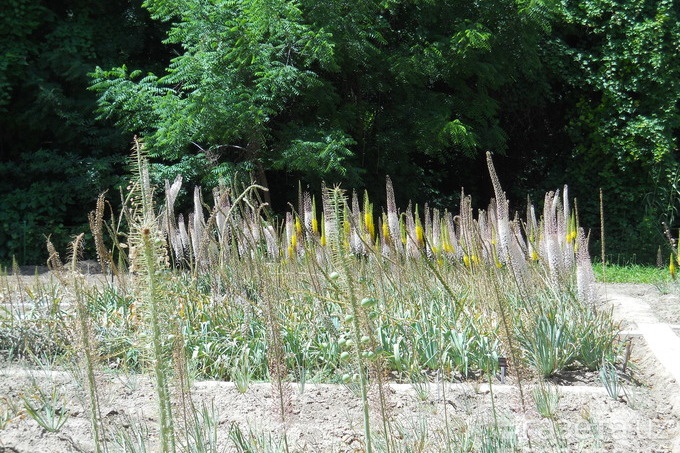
[601,283,680,452]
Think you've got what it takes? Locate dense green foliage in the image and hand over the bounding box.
[90,0,551,196]
[1,0,678,264]
[0,0,168,264]
[548,0,680,260]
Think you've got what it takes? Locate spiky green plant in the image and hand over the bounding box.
[127,139,176,453]
[323,185,374,453]
[518,313,576,378]
[21,384,69,433]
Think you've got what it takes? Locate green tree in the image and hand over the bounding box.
[90,0,550,203]
[91,0,341,192]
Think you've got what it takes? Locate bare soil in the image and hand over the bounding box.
[1,278,679,452]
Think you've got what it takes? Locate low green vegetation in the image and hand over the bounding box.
[595,264,670,284]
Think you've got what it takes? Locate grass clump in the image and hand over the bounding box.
[21,384,70,433]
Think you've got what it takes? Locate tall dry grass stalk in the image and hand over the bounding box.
[47,234,106,452]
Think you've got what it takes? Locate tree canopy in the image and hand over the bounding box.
[1,0,678,264]
[90,0,551,193]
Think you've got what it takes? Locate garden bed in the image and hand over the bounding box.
[1,277,679,452]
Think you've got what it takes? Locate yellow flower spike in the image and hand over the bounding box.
[566,231,577,244]
[472,255,480,264]
[463,255,470,267]
[568,213,578,243]
[414,206,424,248]
[287,245,294,260]
[363,192,375,242]
[382,219,390,243]
[320,213,326,246]
[311,196,319,234]
[531,250,539,261]
[441,226,454,253]
[291,232,297,249]
[364,211,375,242]
[670,254,676,280]
[491,242,501,267]
[295,217,302,235]
[415,224,424,248]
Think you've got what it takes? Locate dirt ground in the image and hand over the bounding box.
[1,278,679,452]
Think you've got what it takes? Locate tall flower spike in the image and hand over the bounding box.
[285,212,295,260]
[405,203,419,258]
[177,214,189,263]
[431,208,441,255]
[161,176,182,263]
[322,185,347,254]
[303,191,313,237]
[443,210,457,256]
[576,228,596,303]
[192,186,205,265]
[214,188,231,248]
[311,196,319,235]
[363,191,375,244]
[670,254,677,280]
[350,190,364,255]
[543,191,562,284]
[486,152,510,265]
[89,193,113,275]
[321,182,331,247]
[525,199,539,260]
[263,224,279,258]
[415,205,424,250]
[386,176,400,250]
[459,191,475,260]
[380,213,391,256]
